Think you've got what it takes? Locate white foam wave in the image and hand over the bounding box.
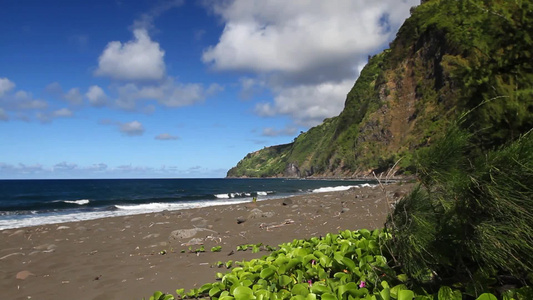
[312,183,376,193]
[0,198,252,231]
[257,191,273,196]
[64,199,90,205]
[215,192,251,199]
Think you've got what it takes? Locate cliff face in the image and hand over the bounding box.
[227,0,533,178]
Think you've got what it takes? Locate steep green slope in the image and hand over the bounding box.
[227,0,533,178]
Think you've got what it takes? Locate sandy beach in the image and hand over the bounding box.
[0,182,412,300]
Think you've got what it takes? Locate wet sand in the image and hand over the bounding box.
[0,182,412,300]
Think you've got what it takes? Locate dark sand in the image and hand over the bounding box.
[0,182,412,300]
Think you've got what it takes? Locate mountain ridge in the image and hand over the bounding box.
[227,0,533,178]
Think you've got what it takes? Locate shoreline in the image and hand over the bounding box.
[0,182,413,300]
[0,181,384,231]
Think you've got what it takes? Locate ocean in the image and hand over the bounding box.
[0,178,375,230]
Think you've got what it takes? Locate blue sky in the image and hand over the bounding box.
[0,0,419,179]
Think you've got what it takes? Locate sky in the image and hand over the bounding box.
[0,0,419,179]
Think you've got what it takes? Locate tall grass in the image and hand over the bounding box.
[385,122,533,296]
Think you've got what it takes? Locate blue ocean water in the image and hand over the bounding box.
[0,178,374,230]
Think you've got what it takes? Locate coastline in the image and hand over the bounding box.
[0,182,412,300]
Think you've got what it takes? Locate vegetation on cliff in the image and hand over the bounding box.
[227,0,533,178]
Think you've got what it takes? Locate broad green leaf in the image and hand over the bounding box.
[341,257,356,272]
[210,286,223,298]
[380,287,390,300]
[290,296,306,300]
[233,286,256,300]
[321,293,337,300]
[150,291,163,300]
[199,283,213,294]
[438,286,454,300]
[398,290,414,300]
[390,284,408,298]
[475,293,497,300]
[306,293,317,300]
[311,283,331,294]
[260,267,277,280]
[220,296,235,300]
[279,275,292,287]
[292,283,310,296]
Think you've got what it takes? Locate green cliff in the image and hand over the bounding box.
[227,0,533,178]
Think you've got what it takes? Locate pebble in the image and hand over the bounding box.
[142,233,160,239]
[16,270,34,280]
[56,226,70,230]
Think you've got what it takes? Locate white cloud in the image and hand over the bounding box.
[53,161,78,171]
[95,28,166,81]
[89,163,108,171]
[53,108,74,117]
[0,78,15,97]
[256,79,354,126]
[36,108,74,123]
[120,120,145,136]
[85,85,108,107]
[155,133,179,140]
[64,88,83,105]
[114,78,221,110]
[203,0,418,127]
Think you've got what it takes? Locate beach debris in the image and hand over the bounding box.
[248,208,264,219]
[9,229,25,237]
[248,208,275,219]
[181,238,204,246]
[56,226,70,230]
[236,216,247,224]
[1,252,24,260]
[142,233,160,239]
[264,219,295,231]
[16,270,34,280]
[282,198,293,206]
[227,250,235,256]
[169,228,217,241]
[94,275,102,280]
[190,217,208,228]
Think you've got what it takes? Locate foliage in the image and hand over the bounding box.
[385,122,533,297]
[146,228,532,300]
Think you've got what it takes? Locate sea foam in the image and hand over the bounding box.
[63,199,90,205]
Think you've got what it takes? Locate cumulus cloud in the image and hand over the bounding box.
[0,80,49,119]
[155,133,179,140]
[37,108,74,123]
[53,161,78,171]
[95,28,166,81]
[120,120,145,136]
[114,78,222,110]
[203,0,418,127]
[85,85,108,107]
[0,77,15,97]
[64,88,83,105]
[255,79,354,126]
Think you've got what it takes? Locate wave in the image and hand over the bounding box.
[257,191,274,196]
[312,183,375,193]
[63,199,90,205]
